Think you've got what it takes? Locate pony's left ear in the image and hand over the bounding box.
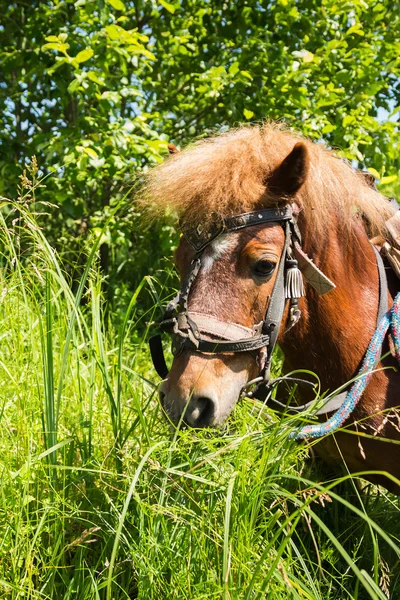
[168,143,180,155]
[268,142,309,196]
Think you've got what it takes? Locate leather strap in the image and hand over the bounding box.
[373,245,388,325]
[150,205,335,404]
[149,334,169,379]
[183,206,293,252]
[262,221,291,376]
[180,334,270,354]
[293,243,336,295]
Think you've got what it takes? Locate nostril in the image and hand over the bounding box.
[185,395,217,428]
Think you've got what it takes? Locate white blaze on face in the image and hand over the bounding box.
[201,234,236,272]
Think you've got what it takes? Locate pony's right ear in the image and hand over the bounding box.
[268,142,309,196]
[168,143,180,155]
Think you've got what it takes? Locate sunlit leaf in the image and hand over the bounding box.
[367,167,381,180]
[302,51,314,63]
[159,0,176,13]
[106,24,124,40]
[228,62,240,76]
[243,109,255,120]
[106,0,126,10]
[87,71,105,85]
[74,48,94,63]
[381,175,398,185]
[347,24,365,36]
[342,115,356,127]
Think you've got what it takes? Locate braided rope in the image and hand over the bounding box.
[290,292,400,440]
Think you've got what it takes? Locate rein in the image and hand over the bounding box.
[149,200,400,440]
[290,292,400,439]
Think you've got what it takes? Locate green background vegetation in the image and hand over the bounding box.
[0,0,400,598]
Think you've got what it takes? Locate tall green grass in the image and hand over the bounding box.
[0,180,399,599]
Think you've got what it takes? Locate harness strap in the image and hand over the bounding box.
[183,206,293,252]
[178,334,270,354]
[373,245,388,325]
[149,334,169,379]
[262,221,292,377]
[158,213,295,362]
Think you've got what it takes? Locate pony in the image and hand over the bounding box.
[141,123,400,493]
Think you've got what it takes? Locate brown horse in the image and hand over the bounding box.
[142,123,400,493]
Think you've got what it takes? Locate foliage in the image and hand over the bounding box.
[0,192,399,599]
[1,4,400,595]
[1,0,399,304]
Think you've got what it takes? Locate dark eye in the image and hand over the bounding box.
[253,259,276,277]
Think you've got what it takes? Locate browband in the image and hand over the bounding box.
[182,206,293,252]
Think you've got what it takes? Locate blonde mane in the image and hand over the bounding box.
[140,122,392,239]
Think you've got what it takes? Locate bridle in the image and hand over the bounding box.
[149,204,336,402]
[148,196,399,437]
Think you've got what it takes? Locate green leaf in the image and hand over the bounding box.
[42,42,70,55]
[127,45,156,60]
[67,79,81,93]
[342,115,356,127]
[380,175,398,185]
[243,109,255,120]
[74,48,94,64]
[159,0,176,14]
[389,106,400,118]
[347,24,365,36]
[292,49,314,62]
[106,0,126,10]
[87,71,105,85]
[83,147,99,159]
[367,167,381,180]
[228,62,240,76]
[106,24,124,40]
[240,70,253,80]
[322,123,336,134]
[302,51,314,63]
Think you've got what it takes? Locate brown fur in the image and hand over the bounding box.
[140,122,392,238]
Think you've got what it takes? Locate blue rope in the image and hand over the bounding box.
[290,292,400,440]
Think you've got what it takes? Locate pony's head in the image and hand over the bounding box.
[142,124,390,428]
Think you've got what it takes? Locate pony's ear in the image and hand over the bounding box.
[268,142,309,196]
[362,171,377,189]
[168,143,180,155]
